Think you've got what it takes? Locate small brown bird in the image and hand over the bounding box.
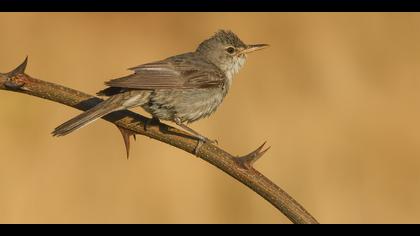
[52,30,268,154]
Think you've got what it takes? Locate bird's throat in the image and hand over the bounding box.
[225,57,246,81]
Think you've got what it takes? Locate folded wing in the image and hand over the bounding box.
[104,54,225,90]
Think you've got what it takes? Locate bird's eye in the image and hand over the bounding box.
[226,47,235,54]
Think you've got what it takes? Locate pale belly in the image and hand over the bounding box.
[142,88,226,123]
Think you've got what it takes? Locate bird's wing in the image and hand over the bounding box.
[104,55,225,90]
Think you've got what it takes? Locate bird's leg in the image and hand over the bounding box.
[174,117,217,144]
[144,116,161,131]
[174,117,217,155]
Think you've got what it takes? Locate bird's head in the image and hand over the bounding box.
[197,30,268,78]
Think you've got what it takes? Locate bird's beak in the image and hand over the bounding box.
[241,44,269,54]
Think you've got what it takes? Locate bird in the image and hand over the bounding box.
[52,30,268,155]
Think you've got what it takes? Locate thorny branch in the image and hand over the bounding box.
[0,58,318,224]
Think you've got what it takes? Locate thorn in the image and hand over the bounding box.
[236,141,270,169]
[2,57,28,90]
[6,56,28,77]
[117,126,137,159]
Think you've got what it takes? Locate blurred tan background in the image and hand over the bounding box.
[1,13,420,223]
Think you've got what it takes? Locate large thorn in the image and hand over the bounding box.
[2,57,29,90]
[6,56,28,77]
[117,126,137,159]
[235,141,270,169]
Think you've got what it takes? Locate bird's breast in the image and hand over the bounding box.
[144,87,227,123]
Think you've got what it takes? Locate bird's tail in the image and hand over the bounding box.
[52,97,124,137]
[52,89,152,137]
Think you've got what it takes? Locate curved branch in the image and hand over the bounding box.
[0,58,318,224]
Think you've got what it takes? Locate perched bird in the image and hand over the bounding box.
[52,30,268,154]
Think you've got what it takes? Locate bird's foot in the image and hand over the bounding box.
[193,135,218,155]
[173,117,218,155]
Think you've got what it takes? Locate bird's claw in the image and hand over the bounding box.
[204,138,218,145]
[193,136,218,155]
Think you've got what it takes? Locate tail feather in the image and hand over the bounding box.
[52,90,151,137]
[52,98,122,137]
